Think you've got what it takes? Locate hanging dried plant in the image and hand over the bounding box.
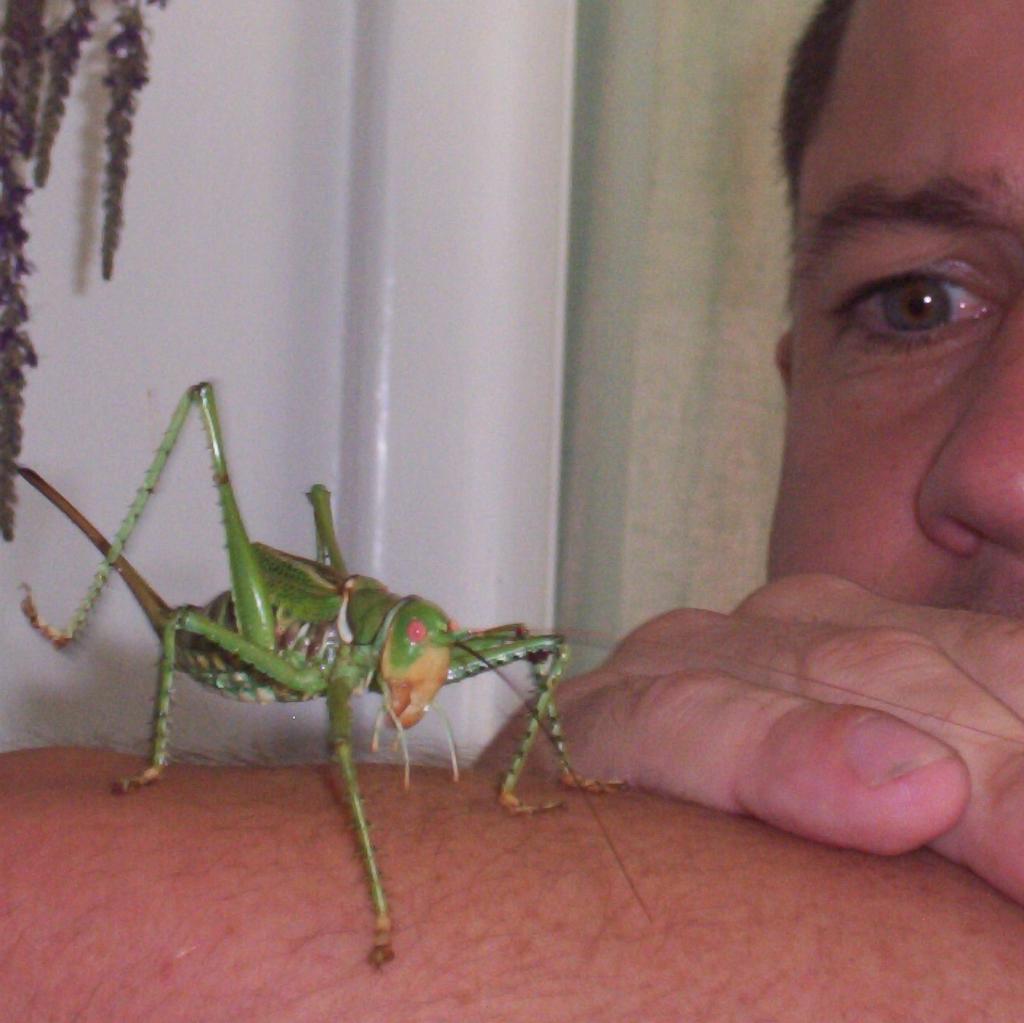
[34,0,95,188]
[0,0,45,541]
[16,1,44,153]
[0,0,168,540]
[101,1,147,280]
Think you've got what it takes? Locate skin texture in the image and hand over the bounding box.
[5,748,1024,1022]
[557,0,1024,914]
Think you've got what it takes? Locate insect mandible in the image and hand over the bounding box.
[17,381,612,966]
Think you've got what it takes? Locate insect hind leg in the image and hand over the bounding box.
[20,585,73,648]
[113,611,179,794]
[112,604,328,795]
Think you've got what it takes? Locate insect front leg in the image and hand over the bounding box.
[510,643,620,797]
[450,629,620,813]
[500,642,622,812]
[497,639,575,813]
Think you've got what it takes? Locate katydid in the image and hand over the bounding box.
[17,381,608,966]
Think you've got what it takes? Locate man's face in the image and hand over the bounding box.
[769,0,1024,614]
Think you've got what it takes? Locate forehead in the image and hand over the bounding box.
[800,0,1024,221]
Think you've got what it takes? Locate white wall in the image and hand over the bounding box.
[1,1,574,768]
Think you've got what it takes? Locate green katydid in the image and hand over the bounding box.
[17,381,611,967]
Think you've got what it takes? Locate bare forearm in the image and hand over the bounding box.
[3,748,1023,1021]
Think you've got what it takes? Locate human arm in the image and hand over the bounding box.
[3,746,1024,1022]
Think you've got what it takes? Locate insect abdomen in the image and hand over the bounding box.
[175,590,341,703]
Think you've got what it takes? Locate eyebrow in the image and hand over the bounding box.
[795,175,1016,271]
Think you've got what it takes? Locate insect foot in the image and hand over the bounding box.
[111,765,164,794]
[498,789,567,815]
[559,773,625,796]
[19,587,72,648]
[370,916,395,969]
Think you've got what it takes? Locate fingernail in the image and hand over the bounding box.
[844,712,952,788]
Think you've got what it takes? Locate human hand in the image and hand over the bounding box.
[556,574,1024,904]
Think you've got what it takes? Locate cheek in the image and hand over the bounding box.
[767,387,934,595]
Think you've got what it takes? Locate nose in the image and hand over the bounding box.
[918,319,1024,559]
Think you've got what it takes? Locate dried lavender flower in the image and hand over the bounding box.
[101,2,149,281]
[0,0,44,541]
[0,0,167,538]
[34,0,96,188]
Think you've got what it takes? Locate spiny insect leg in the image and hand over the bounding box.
[328,678,394,966]
[498,642,570,813]
[498,641,621,812]
[113,611,178,793]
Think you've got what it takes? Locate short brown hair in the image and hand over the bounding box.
[780,0,857,207]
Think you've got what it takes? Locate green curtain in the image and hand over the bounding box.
[559,0,816,669]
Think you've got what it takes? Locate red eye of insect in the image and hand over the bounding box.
[406,619,427,644]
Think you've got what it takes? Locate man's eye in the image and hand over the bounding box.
[843,275,989,340]
[880,277,958,331]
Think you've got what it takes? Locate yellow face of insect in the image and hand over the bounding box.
[381,600,453,727]
[381,641,451,727]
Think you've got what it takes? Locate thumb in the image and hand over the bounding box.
[565,670,970,854]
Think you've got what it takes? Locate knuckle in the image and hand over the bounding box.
[625,607,726,644]
[635,670,795,749]
[737,573,868,619]
[608,608,727,670]
[624,670,794,804]
[961,611,1024,647]
[630,670,720,719]
[987,749,1024,808]
[798,625,943,686]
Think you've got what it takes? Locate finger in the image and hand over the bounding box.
[737,574,1024,727]
[737,576,1024,898]
[562,670,969,855]
[923,761,1024,912]
[605,604,1024,745]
